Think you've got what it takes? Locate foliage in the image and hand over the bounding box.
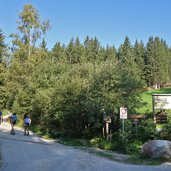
[145,37,169,87]
[136,88,171,113]
[137,119,157,141]
[89,137,113,150]
[161,116,171,140]
[10,4,50,59]
[0,29,8,109]
[1,4,171,150]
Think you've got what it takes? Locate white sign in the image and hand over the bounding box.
[120,107,127,119]
[153,94,171,109]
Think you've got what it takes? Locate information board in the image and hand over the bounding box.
[153,94,171,109]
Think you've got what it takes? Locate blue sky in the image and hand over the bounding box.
[0,0,171,50]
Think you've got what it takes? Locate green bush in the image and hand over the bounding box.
[111,130,132,153]
[126,140,142,155]
[161,117,171,140]
[98,139,113,150]
[137,118,157,142]
[89,137,113,150]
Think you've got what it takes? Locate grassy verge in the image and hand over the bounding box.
[57,137,171,165]
[126,155,171,165]
[30,125,42,135]
[57,137,90,147]
[96,152,166,165]
[84,146,171,165]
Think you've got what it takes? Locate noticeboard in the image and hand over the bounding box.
[152,94,171,109]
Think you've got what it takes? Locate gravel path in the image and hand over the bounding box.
[0,122,171,171]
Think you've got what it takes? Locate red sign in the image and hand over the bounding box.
[120,107,127,119]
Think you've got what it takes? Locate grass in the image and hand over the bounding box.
[86,148,170,165]
[96,152,115,160]
[58,138,89,147]
[95,150,171,165]
[30,125,43,135]
[30,125,56,139]
[125,155,171,165]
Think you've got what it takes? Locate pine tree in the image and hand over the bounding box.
[144,36,154,86]
[51,42,65,62]
[65,38,75,64]
[145,37,169,88]
[134,40,145,80]
[105,45,117,61]
[118,36,139,76]
[65,37,84,64]
[73,37,84,63]
[83,36,100,63]
[154,37,169,87]
[40,38,48,51]
[119,36,133,63]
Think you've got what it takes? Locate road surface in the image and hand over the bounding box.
[0,122,171,171]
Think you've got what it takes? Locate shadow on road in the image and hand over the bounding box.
[0,122,55,145]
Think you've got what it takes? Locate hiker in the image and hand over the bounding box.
[23,114,31,136]
[0,111,3,124]
[9,113,17,135]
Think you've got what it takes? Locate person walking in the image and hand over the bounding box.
[9,113,17,135]
[23,114,31,136]
[0,111,3,124]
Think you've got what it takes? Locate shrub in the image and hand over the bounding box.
[161,117,171,140]
[137,118,157,141]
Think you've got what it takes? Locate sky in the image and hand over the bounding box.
[0,0,171,50]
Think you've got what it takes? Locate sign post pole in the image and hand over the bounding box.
[122,119,124,132]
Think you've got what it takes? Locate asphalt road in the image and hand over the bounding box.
[0,122,171,171]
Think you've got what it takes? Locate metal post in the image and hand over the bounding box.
[106,122,109,140]
[122,119,124,132]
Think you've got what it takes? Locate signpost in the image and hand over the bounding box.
[120,107,127,132]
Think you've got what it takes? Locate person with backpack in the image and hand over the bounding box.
[0,111,3,125]
[10,113,17,135]
[23,114,31,136]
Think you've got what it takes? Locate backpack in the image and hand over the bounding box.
[11,115,17,124]
[24,117,30,126]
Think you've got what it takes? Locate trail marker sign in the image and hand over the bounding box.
[120,107,128,119]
